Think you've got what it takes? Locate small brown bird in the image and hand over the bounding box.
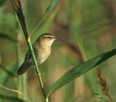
[18,33,56,75]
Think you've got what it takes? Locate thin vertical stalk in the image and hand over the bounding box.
[10,0,48,101]
[27,38,47,100]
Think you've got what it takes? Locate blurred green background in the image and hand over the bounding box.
[0,0,116,102]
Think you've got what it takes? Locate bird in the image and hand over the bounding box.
[18,33,56,75]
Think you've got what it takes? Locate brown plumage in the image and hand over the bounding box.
[18,33,56,75]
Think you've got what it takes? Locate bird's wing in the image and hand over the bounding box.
[18,52,32,75]
[25,52,32,61]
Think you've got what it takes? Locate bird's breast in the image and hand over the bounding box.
[37,45,51,65]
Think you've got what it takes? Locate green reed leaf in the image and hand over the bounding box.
[47,49,116,97]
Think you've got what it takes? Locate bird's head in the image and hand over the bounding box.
[37,33,56,47]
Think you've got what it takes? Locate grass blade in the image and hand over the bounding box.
[47,49,116,97]
[0,33,16,42]
[30,0,60,37]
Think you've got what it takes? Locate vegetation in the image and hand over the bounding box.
[0,0,115,102]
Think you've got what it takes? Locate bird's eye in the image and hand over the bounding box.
[48,37,51,39]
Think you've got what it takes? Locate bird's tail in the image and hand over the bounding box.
[18,61,32,75]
